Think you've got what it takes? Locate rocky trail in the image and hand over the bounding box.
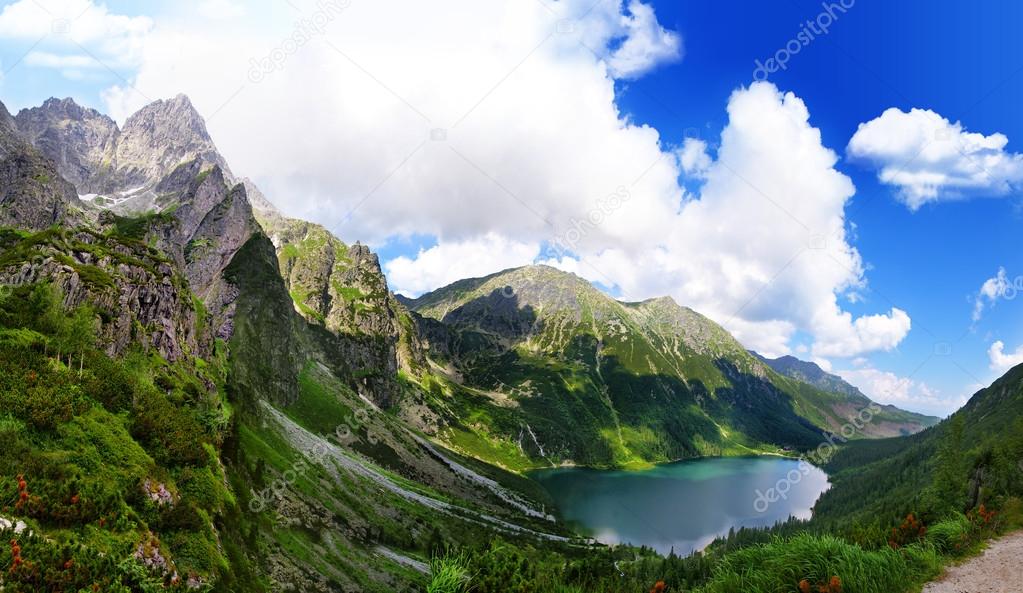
[921,530,1023,593]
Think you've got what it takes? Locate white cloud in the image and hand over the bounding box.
[604,0,681,79]
[385,234,540,297]
[25,51,100,69]
[545,83,909,358]
[94,1,907,359]
[0,0,152,74]
[811,307,911,358]
[848,107,1023,210]
[677,137,711,178]
[836,367,960,417]
[198,0,246,20]
[988,340,1023,372]
[972,267,1018,323]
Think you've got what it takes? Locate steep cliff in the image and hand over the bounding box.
[0,100,82,230]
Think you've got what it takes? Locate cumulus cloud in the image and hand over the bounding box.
[603,0,682,79]
[835,367,960,417]
[0,0,152,74]
[848,107,1023,210]
[811,307,911,358]
[547,83,909,358]
[972,267,1019,323]
[385,234,540,297]
[989,340,1023,372]
[677,137,711,178]
[93,0,908,359]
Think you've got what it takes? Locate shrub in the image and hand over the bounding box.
[428,552,472,593]
[695,534,941,593]
[888,513,927,549]
[926,513,970,555]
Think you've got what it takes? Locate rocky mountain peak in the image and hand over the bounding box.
[115,94,230,189]
[30,97,115,125]
[122,94,210,142]
[753,352,865,399]
[14,97,119,191]
[0,99,20,156]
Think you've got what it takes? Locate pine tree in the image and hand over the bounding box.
[927,414,967,516]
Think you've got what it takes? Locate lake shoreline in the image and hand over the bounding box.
[530,456,831,556]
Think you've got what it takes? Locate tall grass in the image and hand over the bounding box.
[427,552,473,593]
[926,513,971,554]
[694,534,941,593]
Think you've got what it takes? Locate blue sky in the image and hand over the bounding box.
[1,0,1021,416]
[610,0,1023,413]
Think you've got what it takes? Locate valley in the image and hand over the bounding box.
[0,91,1019,593]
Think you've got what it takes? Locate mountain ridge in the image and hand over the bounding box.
[0,91,983,593]
[402,264,934,469]
[753,351,940,427]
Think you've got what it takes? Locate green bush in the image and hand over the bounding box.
[695,534,941,593]
[428,552,472,593]
[927,513,971,554]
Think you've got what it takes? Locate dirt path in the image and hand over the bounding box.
[921,530,1023,593]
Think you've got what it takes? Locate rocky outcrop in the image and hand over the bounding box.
[13,94,231,203]
[0,100,82,231]
[14,97,119,191]
[0,227,201,361]
[122,161,261,343]
[261,215,427,406]
[114,94,231,190]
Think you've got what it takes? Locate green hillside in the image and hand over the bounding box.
[406,265,936,469]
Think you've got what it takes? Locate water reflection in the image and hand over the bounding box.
[531,456,830,555]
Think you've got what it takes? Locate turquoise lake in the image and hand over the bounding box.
[531,456,829,555]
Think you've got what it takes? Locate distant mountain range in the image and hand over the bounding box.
[753,352,939,426]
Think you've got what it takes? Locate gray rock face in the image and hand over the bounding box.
[0,100,24,157]
[138,162,260,341]
[0,228,201,361]
[13,94,231,199]
[0,100,82,230]
[14,97,119,191]
[115,94,231,190]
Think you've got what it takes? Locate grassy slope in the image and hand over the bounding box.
[0,283,234,591]
[215,234,583,591]
[407,265,922,470]
[816,363,1023,530]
